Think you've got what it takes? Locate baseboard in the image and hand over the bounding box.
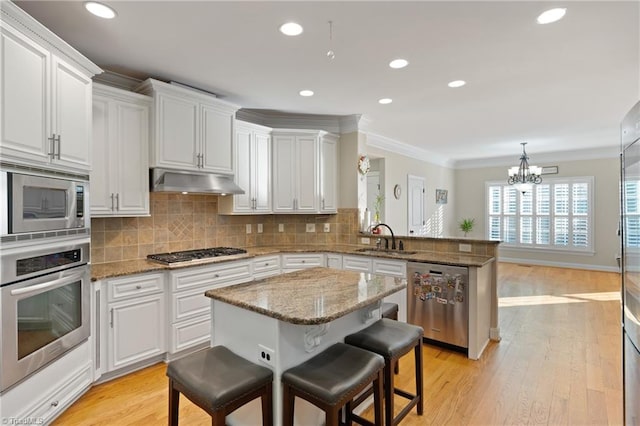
[499,257,620,273]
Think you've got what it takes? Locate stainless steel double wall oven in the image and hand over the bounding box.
[0,164,91,392]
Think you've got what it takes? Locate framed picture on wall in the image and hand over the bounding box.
[436,189,448,204]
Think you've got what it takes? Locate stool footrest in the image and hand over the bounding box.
[349,413,376,426]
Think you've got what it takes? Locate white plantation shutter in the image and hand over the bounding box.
[624,180,640,248]
[486,177,593,252]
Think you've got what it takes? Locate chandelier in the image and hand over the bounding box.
[507,142,542,189]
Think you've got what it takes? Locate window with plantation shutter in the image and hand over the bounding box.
[486,177,594,252]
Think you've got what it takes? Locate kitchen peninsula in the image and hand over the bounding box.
[205,267,406,425]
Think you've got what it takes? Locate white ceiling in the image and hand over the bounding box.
[14,1,640,167]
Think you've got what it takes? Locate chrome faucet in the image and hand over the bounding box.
[372,223,396,250]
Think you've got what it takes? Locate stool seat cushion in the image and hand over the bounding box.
[166,346,273,411]
[282,343,384,406]
[345,318,423,359]
[381,302,398,318]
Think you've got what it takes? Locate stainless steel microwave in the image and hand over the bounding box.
[1,170,89,237]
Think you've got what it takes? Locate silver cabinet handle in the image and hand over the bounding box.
[47,134,56,158]
[51,400,59,408]
[110,193,115,211]
[110,308,114,328]
[322,198,325,210]
[115,193,120,210]
[55,134,61,159]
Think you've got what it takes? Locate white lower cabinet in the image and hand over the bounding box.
[372,258,407,278]
[0,341,92,425]
[252,255,281,279]
[326,253,343,269]
[104,273,165,372]
[168,261,251,354]
[281,253,326,272]
[342,255,372,272]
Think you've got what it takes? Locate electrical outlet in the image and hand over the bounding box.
[246,224,252,234]
[361,237,370,244]
[306,223,316,233]
[278,224,284,232]
[258,344,275,366]
[257,223,263,233]
[458,243,472,253]
[323,223,330,233]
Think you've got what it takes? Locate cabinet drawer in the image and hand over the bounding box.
[171,287,211,322]
[171,261,251,292]
[326,254,343,269]
[372,259,406,278]
[253,255,281,279]
[170,315,211,354]
[342,255,372,272]
[107,273,164,302]
[281,254,325,270]
[31,364,92,424]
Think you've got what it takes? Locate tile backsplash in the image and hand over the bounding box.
[91,193,359,264]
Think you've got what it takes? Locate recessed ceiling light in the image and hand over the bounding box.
[299,90,314,97]
[536,8,567,24]
[389,59,409,69]
[378,98,393,105]
[84,1,117,19]
[279,22,303,36]
[447,80,466,88]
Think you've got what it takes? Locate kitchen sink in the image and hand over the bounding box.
[354,248,416,256]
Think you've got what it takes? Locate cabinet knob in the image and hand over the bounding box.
[51,400,59,407]
[214,274,219,278]
[265,262,269,266]
[136,285,142,289]
[301,260,306,263]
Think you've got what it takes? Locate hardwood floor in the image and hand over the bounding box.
[53,263,623,425]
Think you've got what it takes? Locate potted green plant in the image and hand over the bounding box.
[373,193,384,223]
[459,218,475,237]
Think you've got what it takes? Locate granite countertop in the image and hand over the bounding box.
[205,267,406,325]
[91,244,494,281]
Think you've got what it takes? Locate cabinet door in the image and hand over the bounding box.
[232,125,253,213]
[320,137,338,213]
[272,135,296,212]
[154,92,198,170]
[52,56,92,170]
[90,96,113,215]
[296,136,318,212]
[114,101,149,215]
[201,103,234,174]
[253,131,272,212]
[0,24,50,164]
[108,293,165,371]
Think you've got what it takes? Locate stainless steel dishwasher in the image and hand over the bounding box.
[407,262,469,350]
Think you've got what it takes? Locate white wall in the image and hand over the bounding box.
[365,143,457,237]
[455,157,620,271]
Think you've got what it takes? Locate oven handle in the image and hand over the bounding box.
[10,271,86,296]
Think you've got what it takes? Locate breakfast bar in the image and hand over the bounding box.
[205,267,406,425]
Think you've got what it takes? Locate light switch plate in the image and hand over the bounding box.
[246,224,252,234]
[361,237,370,244]
[306,223,316,233]
[459,243,472,253]
[257,223,263,233]
[278,224,284,232]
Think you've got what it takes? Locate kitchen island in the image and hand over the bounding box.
[205,267,406,425]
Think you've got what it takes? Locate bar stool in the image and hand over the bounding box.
[166,346,273,426]
[281,342,385,426]
[345,319,424,426]
[381,303,398,321]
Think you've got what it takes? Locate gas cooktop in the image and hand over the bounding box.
[147,247,247,264]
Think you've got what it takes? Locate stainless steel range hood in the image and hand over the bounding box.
[150,168,244,195]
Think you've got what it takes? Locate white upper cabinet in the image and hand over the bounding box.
[219,120,272,214]
[272,129,338,214]
[135,78,240,174]
[91,84,151,217]
[0,2,101,173]
[320,134,338,213]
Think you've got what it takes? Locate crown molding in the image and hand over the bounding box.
[453,145,620,169]
[93,70,144,91]
[365,132,454,168]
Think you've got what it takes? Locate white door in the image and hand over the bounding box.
[90,96,113,215]
[156,93,199,170]
[407,175,425,235]
[272,135,296,212]
[320,136,337,213]
[253,131,272,212]
[233,125,253,212]
[295,136,318,212]
[201,103,233,174]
